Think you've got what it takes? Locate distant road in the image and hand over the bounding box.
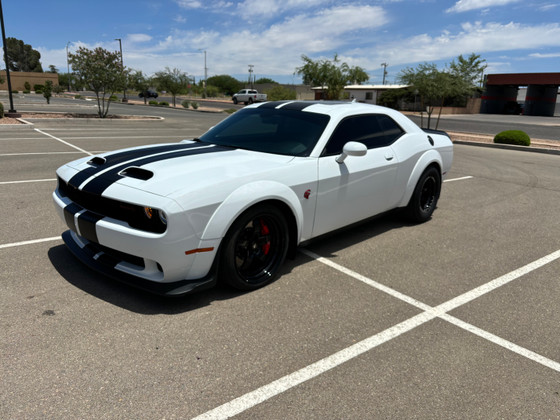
[4,92,559,142]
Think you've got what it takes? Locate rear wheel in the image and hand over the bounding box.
[220,205,289,290]
[406,166,441,223]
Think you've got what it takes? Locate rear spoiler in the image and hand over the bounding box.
[423,128,450,138]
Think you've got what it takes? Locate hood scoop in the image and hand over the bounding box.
[88,156,107,166]
[119,166,154,180]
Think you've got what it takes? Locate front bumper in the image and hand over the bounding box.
[62,230,218,296]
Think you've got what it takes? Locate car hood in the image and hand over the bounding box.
[65,142,295,199]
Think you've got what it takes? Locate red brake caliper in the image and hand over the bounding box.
[260,218,271,255]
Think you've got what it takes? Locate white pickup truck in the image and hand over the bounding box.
[232,89,267,105]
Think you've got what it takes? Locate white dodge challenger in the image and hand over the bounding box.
[53,101,453,296]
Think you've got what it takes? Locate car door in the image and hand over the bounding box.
[312,114,403,237]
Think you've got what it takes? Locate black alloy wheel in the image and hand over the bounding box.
[406,166,441,223]
[220,205,289,290]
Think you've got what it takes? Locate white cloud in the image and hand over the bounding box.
[126,34,152,43]
[529,52,560,58]
[366,21,560,68]
[236,0,330,19]
[447,0,521,13]
[175,0,203,9]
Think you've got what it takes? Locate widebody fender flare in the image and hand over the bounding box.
[200,180,304,243]
[398,149,443,207]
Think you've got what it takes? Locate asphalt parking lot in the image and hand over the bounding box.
[1,103,560,419]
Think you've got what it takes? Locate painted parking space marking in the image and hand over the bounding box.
[0,178,57,185]
[193,248,560,420]
[0,236,61,249]
[34,128,93,156]
[444,175,473,182]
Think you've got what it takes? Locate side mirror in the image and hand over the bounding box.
[336,141,367,164]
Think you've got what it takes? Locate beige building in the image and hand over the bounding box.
[0,71,59,91]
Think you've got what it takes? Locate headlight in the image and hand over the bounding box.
[158,210,167,225]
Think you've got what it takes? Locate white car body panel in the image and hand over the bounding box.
[53,101,453,295]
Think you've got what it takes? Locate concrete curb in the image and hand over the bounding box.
[452,140,560,156]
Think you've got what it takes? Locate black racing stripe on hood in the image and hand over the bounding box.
[80,145,232,195]
[68,143,202,188]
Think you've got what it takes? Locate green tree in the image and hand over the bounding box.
[295,54,369,100]
[153,67,190,107]
[207,75,243,96]
[129,70,153,104]
[43,80,53,104]
[398,63,447,129]
[448,53,487,91]
[5,37,43,72]
[48,65,58,73]
[255,77,278,84]
[69,46,128,118]
[265,85,297,101]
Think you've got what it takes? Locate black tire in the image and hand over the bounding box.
[406,166,441,223]
[233,97,238,104]
[248,97,254,104]
[220,205,289,291]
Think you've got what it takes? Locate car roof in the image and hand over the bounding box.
[249,100,421,133]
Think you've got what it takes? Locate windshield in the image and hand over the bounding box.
[198,108,330,156]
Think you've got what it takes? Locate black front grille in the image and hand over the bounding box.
[58,177,166,234]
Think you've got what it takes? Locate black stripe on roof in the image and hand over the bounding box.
[80,145,231,195]
[257,101,290,109]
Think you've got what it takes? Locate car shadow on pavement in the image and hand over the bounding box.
[301,210,415,258]
[47,244,246,314]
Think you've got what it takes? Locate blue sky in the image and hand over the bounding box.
[2,0,559,84]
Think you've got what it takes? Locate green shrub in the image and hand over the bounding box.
[53,85,65,94]
[494,130,531,147]
[190,101,199,110]
[109,95,118,102]
[181,100,190,108]
[74,94,82,99]
[33,84,44,93]
[0,102,4,118]
[24,81,31,91]
[158,101,169,106]
[223,108,237,114]
[11,90,18,94]
[23,90,31,94]
[149,100,158,105]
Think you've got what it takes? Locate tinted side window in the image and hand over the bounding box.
[323,114,404,156]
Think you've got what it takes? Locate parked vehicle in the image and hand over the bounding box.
[232,89,267,105]
[53,101,453,296]
[139,89,158,99]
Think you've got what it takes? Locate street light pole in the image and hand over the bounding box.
[114,38,127,101]
[248,64,254,89]
[0,0,16,112]
[199,49,207,98]
[66,41,71,92]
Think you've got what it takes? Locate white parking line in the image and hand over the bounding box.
[193,248,560,420]
[0,178,56,185]
[444,176,473,183]
[34,128,93,156]
[0,236,61,249]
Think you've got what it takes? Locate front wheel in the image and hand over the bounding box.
[233,97,238,104]
[219,205,289,291]
[405,166,441,223]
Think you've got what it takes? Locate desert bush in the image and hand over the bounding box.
[0,102,4,118]
[181,100,190,108]
[190,101,199,109]
[149,100,158,105]
[33,84,44,93]
[158,101,169,106]
[494,130,530,147]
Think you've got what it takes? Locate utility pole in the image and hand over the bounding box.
[0,0,16,112]
[115,38,127,101]
[199,49,207,97]
[381,63,388,85]
[248,64,254,89]
[66,42,71,92]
